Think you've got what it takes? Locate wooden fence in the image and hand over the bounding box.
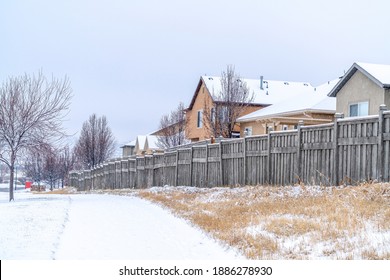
[69,106,390,190]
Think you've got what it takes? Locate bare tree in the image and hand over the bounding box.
[41,146,60,191]
[0,72,72,201]
[203,65,254,138]
[57,145,75,188]
[156,102,189,149]
[74,114,116,169]
[24,148,44,187]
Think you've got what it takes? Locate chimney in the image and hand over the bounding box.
[260,75,264,90]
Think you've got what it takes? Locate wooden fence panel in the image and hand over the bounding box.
[153,154,164,187]
[192,146,207,187]
[177,149,191,186]
[128,159,136,188]
[109,161,116,189]
[145,156,154,187]
[245,135,268,185]
[221,139,245,186]
[136,157,146,188]
[337,117,379,184]
[383,112,390,181]
[270,131,297,186]
[207,144,221,187]
[301,124,333,185]
[115,160,121,189]
[163,152,176,186]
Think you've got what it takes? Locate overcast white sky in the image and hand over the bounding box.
[1,0,390,149]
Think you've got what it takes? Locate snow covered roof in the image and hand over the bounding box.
[328,62,390,97]
[121,139,136,147]
[135,135,146,150]
[201,76,315,105]
[237,79,339,122]
[145,135,160,150]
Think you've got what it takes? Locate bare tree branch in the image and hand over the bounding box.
[203,65,254,138]
[157,102,189,149]
[0,71,72,201]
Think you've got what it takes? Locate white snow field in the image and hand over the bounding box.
[0,187,242,260]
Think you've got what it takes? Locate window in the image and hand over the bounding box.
[244,127,252,136]
[282,125,289,131]
[197,110,203,128]
[349,101,368,117]
[210,107,215,123]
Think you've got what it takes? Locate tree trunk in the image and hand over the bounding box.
[9,163,15,202]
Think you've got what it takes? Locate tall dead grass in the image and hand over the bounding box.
[138,183,390,259]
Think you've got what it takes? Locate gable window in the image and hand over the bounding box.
[349,101,368,117]
[197,110,203,128]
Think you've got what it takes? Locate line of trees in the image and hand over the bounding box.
[0,72,116,201]
[22,114,116,191]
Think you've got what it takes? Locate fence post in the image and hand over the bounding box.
[333,113,344,186]
[267,128,273,184]
[205,144,209,187]
[189,147,194,186]
[243,137,247,186]
[175,150,179,187]
[219,141,223,186]
[378,104,387,182]
[295,120,304,184]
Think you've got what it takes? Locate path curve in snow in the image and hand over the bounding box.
[54,194,242,260]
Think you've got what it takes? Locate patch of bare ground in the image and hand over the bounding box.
[137,183,390,259]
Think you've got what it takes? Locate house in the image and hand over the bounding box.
[185,75,314,142]
[120,139,136,157]
[236,79,339,136]
[121,135,163,157]
[328,62,390,117]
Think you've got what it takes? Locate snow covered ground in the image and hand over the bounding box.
[0,186,242,260]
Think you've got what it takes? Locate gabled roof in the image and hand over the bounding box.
[237,79,339,122]
[135,135,147,151]
[145,135,160,150]
[188,75,314,110]
[328,62,390,97]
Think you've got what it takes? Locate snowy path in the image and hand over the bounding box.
[0,190,242,260]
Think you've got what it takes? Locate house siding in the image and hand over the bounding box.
[186,82,214,141]
[336,70,384,116]
[239,112,334,137]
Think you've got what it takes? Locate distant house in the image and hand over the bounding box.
[120,140,136,157]
[185,75,314,142]
[236,79,339,136]
[121,135,163,157]
[328,62,390,117]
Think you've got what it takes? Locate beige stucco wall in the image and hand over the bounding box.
[185,82,214,141]
[336,70,384,116]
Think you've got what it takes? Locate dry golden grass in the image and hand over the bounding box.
[137,183,390,260]
[32,187,78,194]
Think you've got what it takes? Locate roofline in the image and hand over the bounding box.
[187,76,214,110]
[328,62,387,97]
[237,108,336,123]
